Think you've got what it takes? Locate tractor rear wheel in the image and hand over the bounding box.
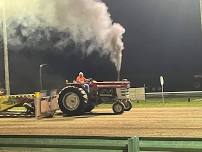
[112,102,125,115]
[85,102,95,112]
[58,86,88,115]
[122,100,132,111]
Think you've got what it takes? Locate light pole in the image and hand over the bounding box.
[200,0,202,31]
[160,76,165,103]
[39,64,47,91]
[2,0,10,95]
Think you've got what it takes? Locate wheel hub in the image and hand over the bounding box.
[114,103,123,113]
[63,92,80,111]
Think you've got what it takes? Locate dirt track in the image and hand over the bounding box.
[0,107,202,137]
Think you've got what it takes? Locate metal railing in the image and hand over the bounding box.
[146,91,202,98]
[129,88,202,99]
[1,135,202,152]
[0,135,129,152]
[128,137,202,152]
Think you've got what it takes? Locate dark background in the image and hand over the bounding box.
[1,0,202,94]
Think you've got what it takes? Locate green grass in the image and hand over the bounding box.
[2,97,202,112]
[97,97,202,109]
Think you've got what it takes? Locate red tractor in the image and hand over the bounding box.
[58,79,132,115]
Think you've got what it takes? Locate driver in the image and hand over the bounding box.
[76,72,90,93]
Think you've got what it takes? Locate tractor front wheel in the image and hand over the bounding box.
[112,102,125,115]
[122,100,132,111]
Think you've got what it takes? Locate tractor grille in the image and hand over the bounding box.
[116,88,129,99]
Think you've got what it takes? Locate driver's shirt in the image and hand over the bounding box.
[76,76,86,84]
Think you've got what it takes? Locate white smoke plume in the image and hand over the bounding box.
[0,0,125,71]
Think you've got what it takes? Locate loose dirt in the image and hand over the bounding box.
[0,107,202,137]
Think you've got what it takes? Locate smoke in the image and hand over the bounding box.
[0,0,125,71]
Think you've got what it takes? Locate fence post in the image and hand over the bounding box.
[128,136,139,152]
[35,92,41,119]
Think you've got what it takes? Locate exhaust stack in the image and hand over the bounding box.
[117,70,120,81]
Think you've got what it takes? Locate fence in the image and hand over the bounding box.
[129,88,202,100]
[1,135,202,152]
[128,137,202,152]
[146,91,202,98]
[0,135,129,152]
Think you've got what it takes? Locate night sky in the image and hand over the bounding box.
[1,0,202,94]
[105,0,202,92]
